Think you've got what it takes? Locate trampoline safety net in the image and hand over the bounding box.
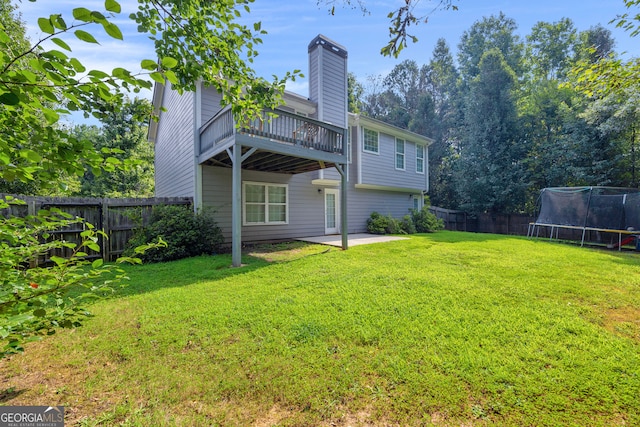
[534,187,640,232]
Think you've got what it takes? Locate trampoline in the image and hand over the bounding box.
[528,187,640,250]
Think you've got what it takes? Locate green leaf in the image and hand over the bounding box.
[92,258,104,268]
[0,92,19,105]
[70,57,86,73]
[150,72,165,84]
[87,242,101,252]
[88,69,110,79]
[112,67,130,79]
[52,14,67,30]
[38,17,55,34]
[164,70,178,85]
[103,22,123,40]
[75,30,99,44]
[51,37,72,51]
[21,70,38,83]
[50,256,67,267]
[42,108,59,124]
[105,0,121,13]
[161,56,178,69]
[91,11,106,22]
[140,59,157,71]
[33,309,47,318]
[72,7,92,22]
[20,150,42,162]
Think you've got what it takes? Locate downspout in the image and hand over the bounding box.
[336,129,349,251]
[425,145,430,194]
[356,117,362,185]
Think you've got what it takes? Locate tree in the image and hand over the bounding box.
[576,24,616,63]
[564,3,639,188]
[570,0,640,97]
[456,49,526,213]
[321,0,459,57]
[580,87,640,187]
[457,12,524,82]
[347,72,365,114]
[521,23,620,206]
[75,98,155,198]
[1,0,297,356]
[420,39,462,208]
[526,18,578,81]
[360,74,409,127]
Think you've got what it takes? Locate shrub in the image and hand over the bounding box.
[366,205,444,236]
[366,211,405,235]
[0,196,162,357]
[367,211,398,234]
[366,211,387,234]
[125,204,223,263]
[411,206,445,233]
[400,214,416,234]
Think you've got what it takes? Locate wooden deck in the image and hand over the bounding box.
[199,107,346,174]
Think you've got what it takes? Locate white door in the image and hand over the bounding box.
[324,189,340,235]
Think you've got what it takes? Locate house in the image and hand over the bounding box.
[148,35,433,266]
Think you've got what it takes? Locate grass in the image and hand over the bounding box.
[1,231,639,426]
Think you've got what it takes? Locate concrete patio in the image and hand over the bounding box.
[296,233,408,247]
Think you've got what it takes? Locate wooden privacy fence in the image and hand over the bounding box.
[1,195,192,263]
[430,206,535,236]
[429,206,468,231]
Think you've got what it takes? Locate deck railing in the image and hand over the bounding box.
[199,107,345,156]
[200,106,234,154]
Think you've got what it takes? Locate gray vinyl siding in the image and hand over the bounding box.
[318,51,347,127]
[308,39,347,128]
[360,131,427,191]
[344,156,416,233]
[154,83,196,198]
[347,189,416,233]
[201,84,223,123]
[201,164,418,242]
[321,167,341,181]
[308,53,319,120]
[202,166,325,243]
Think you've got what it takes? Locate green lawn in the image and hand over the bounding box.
[1,232,639,426]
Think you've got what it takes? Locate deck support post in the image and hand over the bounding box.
[336,163,348,250]
[231,144,243,267]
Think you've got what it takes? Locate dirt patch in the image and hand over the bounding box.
[602,306,640,342]
[247,241,332,263]
[0,338,119,426]
[253,404,298,426]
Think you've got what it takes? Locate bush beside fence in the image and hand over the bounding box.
[1,195,192,263]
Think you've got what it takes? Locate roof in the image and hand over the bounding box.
[308,34,348,58]
[349,113,434,146]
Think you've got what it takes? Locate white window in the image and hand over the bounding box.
[413,195,420,210]
[395,138,405,170]
[363,128,379,154]
[243,182,288,225]
[416,144,425,174]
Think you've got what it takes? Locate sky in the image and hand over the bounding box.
[13,0,640,123]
